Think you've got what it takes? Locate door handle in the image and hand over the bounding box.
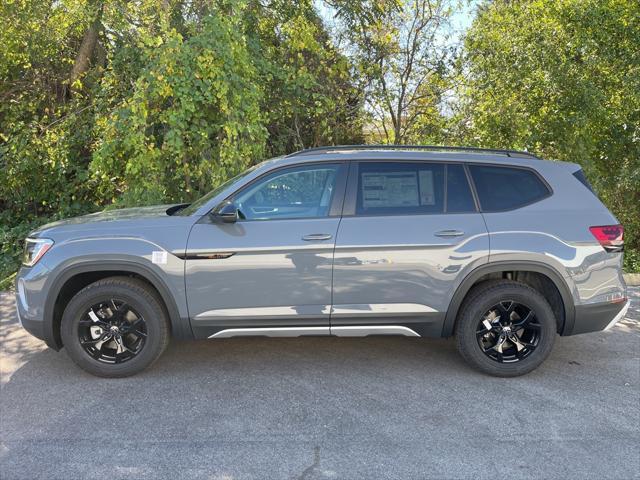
[302,233,333,241]
[434,229,465,237]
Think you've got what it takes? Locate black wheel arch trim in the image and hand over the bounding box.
[43,261,192,350]
[442,261,575,337]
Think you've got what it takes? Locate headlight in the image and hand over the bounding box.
[22,238,54,267]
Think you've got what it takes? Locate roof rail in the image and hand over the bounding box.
[286,144,540,159]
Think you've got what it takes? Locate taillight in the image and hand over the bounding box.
[589,225,624,253]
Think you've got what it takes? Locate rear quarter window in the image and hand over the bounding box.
[469,165,550,211]
[572,169,595,194]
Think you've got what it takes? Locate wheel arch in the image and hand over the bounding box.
[442,261,575,337]
[43,261,192,350]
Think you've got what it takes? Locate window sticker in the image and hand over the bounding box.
[361,172,419,208]
[418,170,435,205]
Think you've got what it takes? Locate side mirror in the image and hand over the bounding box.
[213,202,239,223]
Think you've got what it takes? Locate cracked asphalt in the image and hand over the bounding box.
[1,288,639,479]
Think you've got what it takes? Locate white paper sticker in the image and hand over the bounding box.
[152,251,168,265]
[361,172,419,208]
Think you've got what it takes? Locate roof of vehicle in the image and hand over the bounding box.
[269,144,579,171]
[269,144,550,166]
[287,144,540,159]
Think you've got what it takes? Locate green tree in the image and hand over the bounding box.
[0,0,112,281]
[249,0,364,153]
[0,0,365,282]
[91,2,267,206]
[457,0,640,271]
[328,0,455,144]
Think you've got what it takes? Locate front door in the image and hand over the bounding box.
[186,162,347,339]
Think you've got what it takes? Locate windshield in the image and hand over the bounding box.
[177,164,260,216]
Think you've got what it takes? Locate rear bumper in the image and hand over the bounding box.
[569,300,630,335]
[603,300,630,330]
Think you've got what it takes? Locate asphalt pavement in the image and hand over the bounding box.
[1,288,639,480]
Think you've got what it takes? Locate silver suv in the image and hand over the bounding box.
[15,146,629,377]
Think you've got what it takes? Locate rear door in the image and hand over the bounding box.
[185,162,347,339]
[331,160,489,337]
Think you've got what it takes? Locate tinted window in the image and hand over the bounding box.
[469,165,550,211]
[233,164,341,220]
[447,164,476,213]
[573,169,595,194]
[356,162,444,215]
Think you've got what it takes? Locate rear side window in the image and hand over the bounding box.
[356,162,444,215]
[469,165,550,211]
[447,164,476,213]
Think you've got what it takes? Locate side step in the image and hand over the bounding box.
[208,325,421,339]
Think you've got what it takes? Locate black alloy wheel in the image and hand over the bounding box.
[78,299,148,364]
[475,300,541,363]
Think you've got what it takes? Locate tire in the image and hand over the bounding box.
[60,276,170,377]
[455,279,556,377]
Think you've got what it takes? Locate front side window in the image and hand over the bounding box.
[356,162,445,215]
[469,165,550,211]
[178,165,260,216]
[232,164,341,220]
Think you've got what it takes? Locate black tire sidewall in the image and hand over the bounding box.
[456,282,556,377]
[61,281,168,377]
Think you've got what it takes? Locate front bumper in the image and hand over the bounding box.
[15,263,55,347]
[16,279,46,341]
[570,299,630,335]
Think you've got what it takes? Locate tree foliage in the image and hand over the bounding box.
[92,3,267,205]
[329,0,454,143]
[455,0,640,271]
[0,0,362,280]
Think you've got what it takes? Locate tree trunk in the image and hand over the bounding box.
[394,120,403,144]
[68,2,103,95]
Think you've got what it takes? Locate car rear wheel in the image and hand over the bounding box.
[61,276,170,377]
[455,280,556,377]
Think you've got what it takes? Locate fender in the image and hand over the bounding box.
[441,261,576,337]
[43,260,192,350]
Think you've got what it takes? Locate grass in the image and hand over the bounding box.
[0,272,16,291]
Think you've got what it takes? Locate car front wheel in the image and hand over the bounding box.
[60,276,170,377]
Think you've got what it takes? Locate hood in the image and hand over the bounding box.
[32,204,182,235]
